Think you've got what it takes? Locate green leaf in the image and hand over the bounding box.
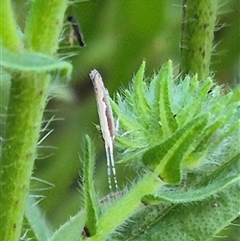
[48,211,85,241]
[132,183,240,241]
[176,77,214,126]
[107,61,239,240]
[183,113,234,169]
[142,175,239,204]
[132,61,150,124]
[142,153,240,204]
[208,118,240,155]
[110,154,240,241]
[25,195,53,241]
[148,60,177,137]
[110,98,143,131]
[158,60,178,137]
[82,135,100,236]
[0,48,72,77]
[142,114,208,184]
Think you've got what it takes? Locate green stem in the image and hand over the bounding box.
[0,0,22,51]
[89,173,162,241]
[0,74,50,241]
[0,1,68,241]
[180,0,218,79]
[24,0,68,54]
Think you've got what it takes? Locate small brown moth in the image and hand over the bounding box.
[89,69,118,190]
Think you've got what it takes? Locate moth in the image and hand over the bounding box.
[89,69,118,190]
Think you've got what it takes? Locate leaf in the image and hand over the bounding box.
[132,183,240,241]
[82,135,100,236]
[176,77,214,126]
[48,211,85,241]
[158,60,178,137]
[25,195,53,241]
[142,153,240,204]
[142,114,208,184]
[148,60,177,136]
[110,98,143,131]
[110,154,240,241]
[0,48,72,78]
[142,175,239,204]
[183,114,233,169]
[132,61,150,123]
[208,118,240,155]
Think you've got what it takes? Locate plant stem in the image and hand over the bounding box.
[0,0,22,52]
[180,0,218,79]
[0,74,50,241]
[0,1,68,241]
[89,173,162,241]
[24,0,68,54]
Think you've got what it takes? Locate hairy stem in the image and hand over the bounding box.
[180,0,218,79]
[0,1,68,241]
[0,74,50,241]
[0,0,22,51]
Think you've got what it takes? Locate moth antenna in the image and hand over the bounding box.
[105,145,113,190]
[108,145,119,190]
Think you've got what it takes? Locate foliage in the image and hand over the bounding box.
[23,61,239,241]
[0,0,239,241]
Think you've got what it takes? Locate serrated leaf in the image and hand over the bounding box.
[0,48,72,77]
[159,115,208,183]
[110,98,143,131]
[142,175,239,205]
[133,61,149,114]
[183,114,233,169]
[82,135,100,236]
[116,147,147,163]
[130,182,240,241]
[142,114,208,184]
[208,118,240,154]
[115,135,146,149]
[158,60,178,137]
[110,153,240,241]
[171,75,199,114]
[177,77,214,126]
[142,153,240,204]
[148,61,176,135]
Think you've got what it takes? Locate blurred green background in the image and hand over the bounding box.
[3,0,240,239]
